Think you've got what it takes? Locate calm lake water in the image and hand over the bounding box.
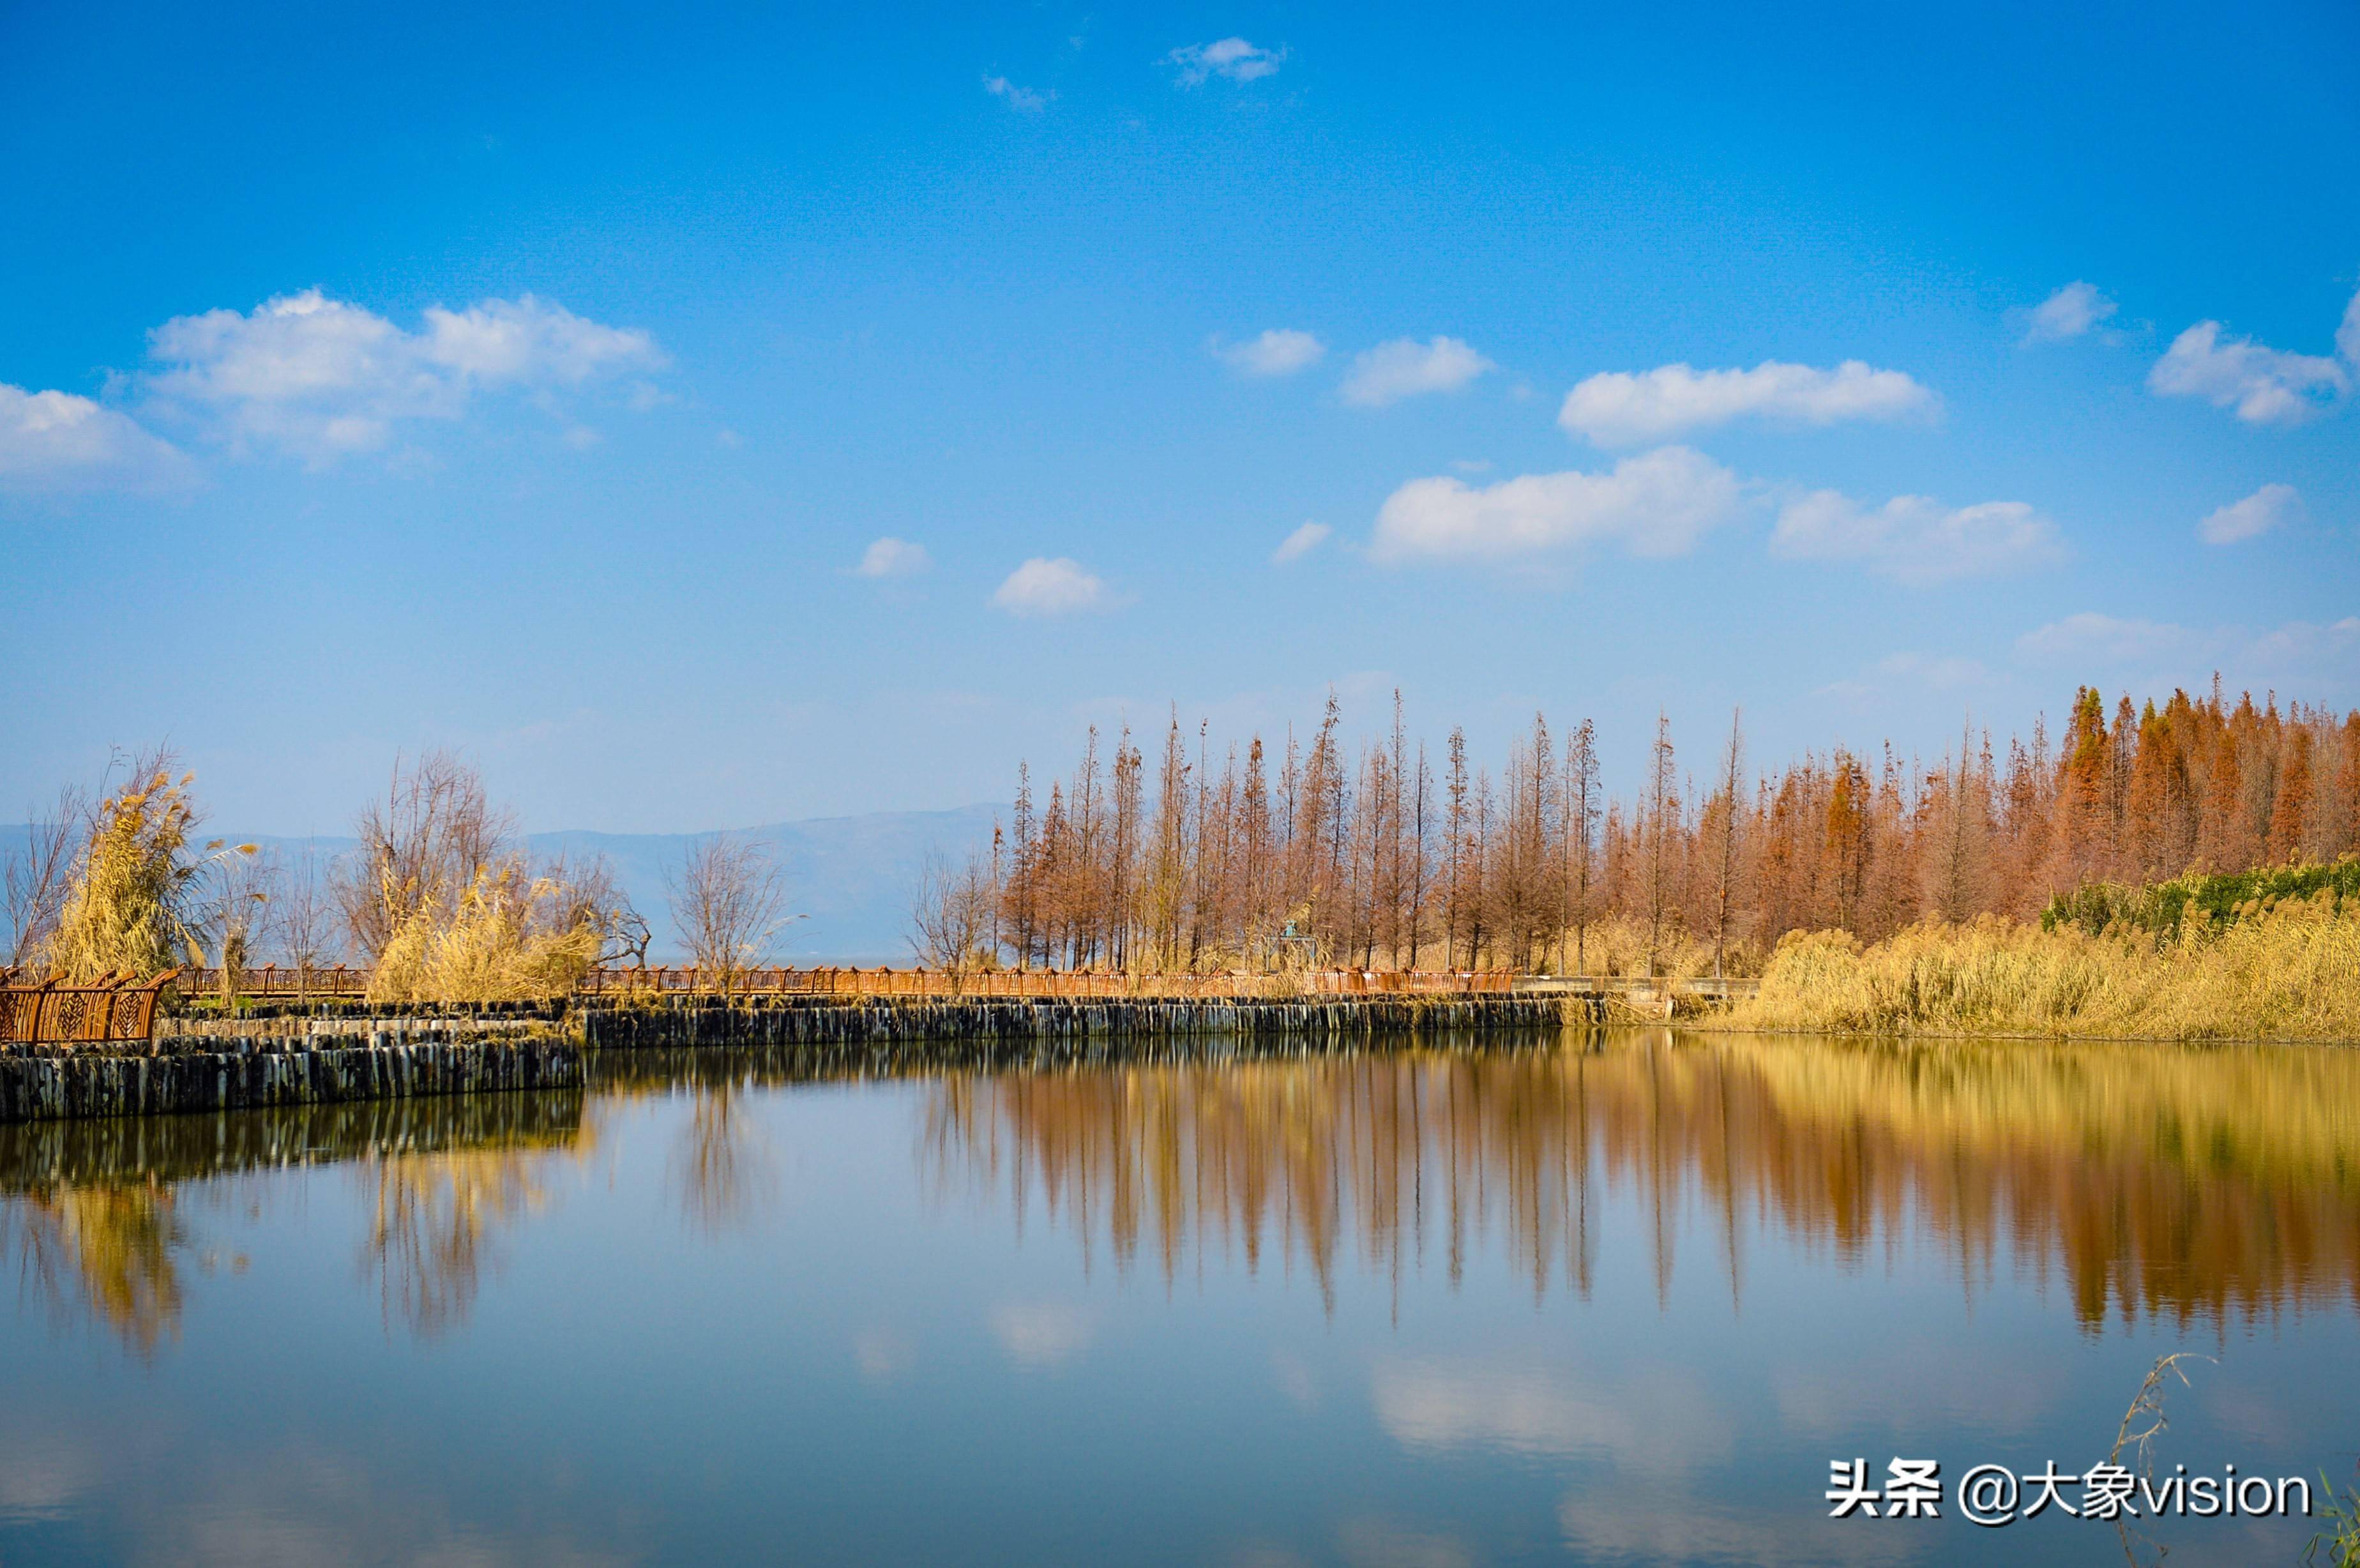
[4,1029,2357,1566]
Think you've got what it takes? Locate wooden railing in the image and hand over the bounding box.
[571,967,1519,1000]
[167,965,1755,1005]
[179,964,370,998]
[1,964,1753,1045]
[0,970,179,1046]
[172,964,1524,1002]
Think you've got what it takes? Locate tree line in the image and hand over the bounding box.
[911,682,2360,976]
[9,679,2354,991]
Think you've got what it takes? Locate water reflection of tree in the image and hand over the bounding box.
[4,1179,186,1354]
[357,1145,571,1336]
[3,1093,594,1350]
[666,1069,775,1236]
[923,1032,2360,1327]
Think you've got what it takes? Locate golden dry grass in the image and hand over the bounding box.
[367,866,601,1004]
[1723,891,2360,1041]
[41,769,223,983]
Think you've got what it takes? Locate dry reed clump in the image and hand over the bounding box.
[367,866,602,1005]
[41,764,253,984]
[1728,892,2360,1042]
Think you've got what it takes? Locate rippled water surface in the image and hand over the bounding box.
[6,1030,2358,1565]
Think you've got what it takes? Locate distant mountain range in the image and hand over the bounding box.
[3,805,1007,966]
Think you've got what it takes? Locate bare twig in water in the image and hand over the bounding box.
[2099,1352,2216,1568]
[2107,1352,2214,1477]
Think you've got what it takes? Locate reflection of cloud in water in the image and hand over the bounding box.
[854,1326,914,1382]
[990,1300,1096,1368]
[2202,1378,2292,1448]
[1771,1346,2053,1442]
[1336,1516,1474,1568]
[0,1435,95,1521]
[137,1446,632,1568]
[0,1424,628,1567]
[1373,1357,1729,1475]
[1557,1484,1916,1567]
[1271,1348,1318,1410]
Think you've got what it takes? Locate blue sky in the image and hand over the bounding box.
[4,0,2357,832]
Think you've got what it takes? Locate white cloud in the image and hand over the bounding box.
[142,289,665,460]
[1370,446,1743,565]
[993,556,1117,615]
[2341,285,2360,367]
[2149,319,2347,425]
[2022,280,2119,343]
[0,383,191,494]
[983,75,1051,113]
[1770,489,2063,583]
[989,1300,1094,1367]
[2248,615,2360,668]
[2016,612,2360,695]
[1557,359,1936,446]
[1166,37,1285,85]
[2015,612,2199,665]
[1815,651,1995,705]
[2198,483,2301,545]
[1214,328,1325,377]
[1272,521,1330,563]
[418,295,660,384]
[856,536,931,577]
[1340,336,1494,407]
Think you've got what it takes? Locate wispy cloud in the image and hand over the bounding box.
[1770,490,2063,584]
[1341,336,1494,407]
[2011,610,2360,699]
[2021,281,2119,344]
[1273,521,1330,563]
[2015,612,2200,665]
[142,289,665,461]
[1213,328,1325,377]
[1370,446,1743,565]
[2198,483,2300,545]
[994,556,1119,615]
[0,382,192,494]
[855,536,931,577]
[2012,611,2360,693]
[983,75,1052,113]
[1817,651,1996,704]
[1166,37,1286,86]
[2149,308,2351,425]
[1558,360,1936,446]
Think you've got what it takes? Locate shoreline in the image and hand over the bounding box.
[0,994,1573,1124]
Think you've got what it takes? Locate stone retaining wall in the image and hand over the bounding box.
[1,994,1582,1124]
[0,1037,582,1124]
[579,994,1581,1052]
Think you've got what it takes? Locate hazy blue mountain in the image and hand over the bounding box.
[528,805,1004,964]
[2,805,1006,967]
